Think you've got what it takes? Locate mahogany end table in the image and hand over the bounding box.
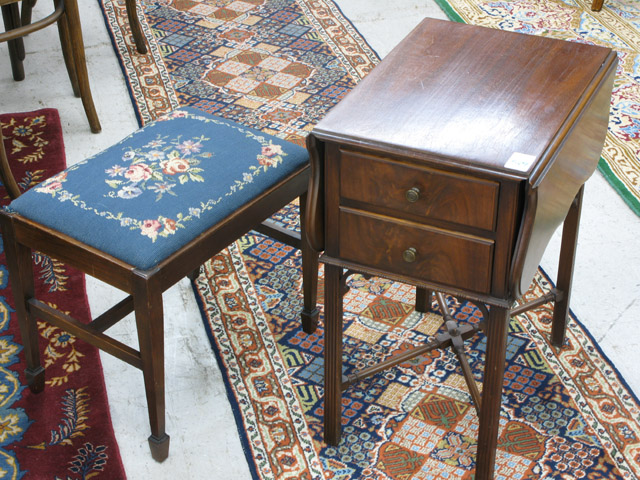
[305,18,617,480]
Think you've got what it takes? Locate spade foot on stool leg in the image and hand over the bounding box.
[26,366,45,393]
[148,433,170,462]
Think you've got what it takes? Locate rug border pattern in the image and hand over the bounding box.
[518,279,640,479]
[194,242,324,480]
[99,0,180,126]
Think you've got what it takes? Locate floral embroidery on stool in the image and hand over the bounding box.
[8,107,308,269]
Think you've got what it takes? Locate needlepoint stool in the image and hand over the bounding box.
[0,107,319,461]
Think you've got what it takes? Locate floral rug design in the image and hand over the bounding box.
[0,109,125,479]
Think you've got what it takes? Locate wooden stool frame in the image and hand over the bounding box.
[0,163,319,462]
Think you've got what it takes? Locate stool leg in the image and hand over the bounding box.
[0,216,44,392]
[133,270,170,462]
[551,186,584,348]
[299,193,319,334]
[415,287,432,313]
[59,0,101,133]
[475,305,509,480]
[323,263,343,445]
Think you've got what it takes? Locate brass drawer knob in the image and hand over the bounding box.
[403,247,417,263]
[405,187,420,203]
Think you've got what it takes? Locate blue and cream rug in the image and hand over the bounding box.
[100,0,640,478]
[195,228,640,479]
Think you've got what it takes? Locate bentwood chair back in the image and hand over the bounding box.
[0,0,101,133]
[20,0,146,53]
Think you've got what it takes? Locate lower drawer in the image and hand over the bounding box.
[338,209,494,294]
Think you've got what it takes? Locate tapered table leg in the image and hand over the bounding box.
[475,305,510,480]
[324,263,343,445]
[551,186,583,348]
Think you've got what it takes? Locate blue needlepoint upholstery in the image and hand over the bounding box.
[7,107,309,270]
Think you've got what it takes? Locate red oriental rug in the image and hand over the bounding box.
[0,109,125,479]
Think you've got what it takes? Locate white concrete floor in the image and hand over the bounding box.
[1,1,639,478]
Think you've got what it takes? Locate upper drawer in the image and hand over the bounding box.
[339,150,499,231]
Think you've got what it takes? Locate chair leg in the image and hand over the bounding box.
[132,270,170,462]
[21,0,37,26]
[591,0,604,11]
[56,5,81,98]
[6,2,25,61]
[59,0,101,133]
[0,130,22,199]
[125,0,147,54]
[551,186,584,348]
[0,215,44,392]
[299,193,319,334]
[2,3,26,81]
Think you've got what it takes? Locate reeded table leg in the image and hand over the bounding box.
[475,305,510,480]
[323,264,343,445]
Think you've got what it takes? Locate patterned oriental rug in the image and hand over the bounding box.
[433,0,640,216]
[0,110,125,478]
[100,0,640,479]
